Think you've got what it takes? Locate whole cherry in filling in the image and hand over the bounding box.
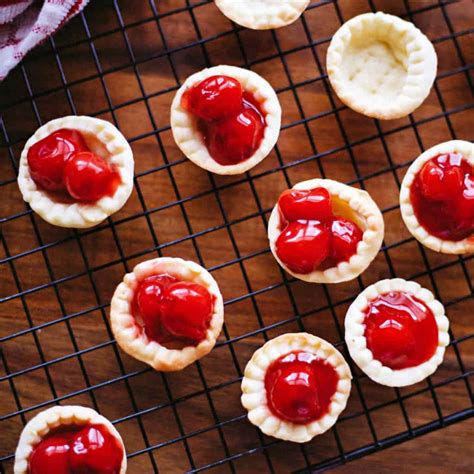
[181,75,266,166]
[29,424,123,474]
[411,153,473,241]
[27,129,121,202]
[275,187,363,274]
[133,274,214,346]
[364,291,438,370]
[265,351,339,424]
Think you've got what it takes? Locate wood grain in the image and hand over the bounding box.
[0,0,472,473]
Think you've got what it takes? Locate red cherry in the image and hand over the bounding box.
[275,220,330,274]
[27,129,88,191]
[330,217,363,263]
[206,106,264,166]
[452,175,474,228]
[63,151,121,202]
[264,352,340,424]
[278,187,333,222]
[29,434,71,474]
[268,362,321,423]
[70,425,122,474]
[136,274,177,340]
[419,158,464,201]
[364,292,438,370]
[160,282,213,344]
[411,154,473,241]
[367,319,416,368]
[182,75,243,121]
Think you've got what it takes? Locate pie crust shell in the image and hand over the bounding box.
[345,278,450,387]
[170,65,281,175]
[214,0,310,30]
[17,115,134,229]
[14,405,127,474]
[110,257,224,371]
[241,333,352,443]
[327,12,437,120]
[267,178,385,283]
[400,139,474,254]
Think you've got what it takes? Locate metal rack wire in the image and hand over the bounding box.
[0,0,473,472]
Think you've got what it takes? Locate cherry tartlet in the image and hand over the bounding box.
[400,140,473,254]
[18,116,134,228]
[268,178,384,283]
[14,406,126,474]
[345,278,449,387]
[171,65,281,175]
[241,333,351,443]
[110,257,224,371]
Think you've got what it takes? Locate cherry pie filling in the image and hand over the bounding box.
[132,274,215,347]
[275,187,364,274]
[29,423,123,474]
[364,291,438,370]
[410,153,473,241]
[181,75,266,166]
[264,351,339,424]
[27,129,121,203]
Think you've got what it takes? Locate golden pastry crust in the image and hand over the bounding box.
[400,139,474,254]
[110,257,224,372]
[17,116,134,229]
[327,12,437,120]
[214,0,310,30]
[345,278,450,387]
[241,333,352,443]
[170,65,281,175]
[14,405,127,474]
[267,178,384,283]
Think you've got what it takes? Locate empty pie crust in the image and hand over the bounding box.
[345,278,449,387]
[214,0,310,30]
[327,12,437,120]
[110,257,224,371]
[268,178,384,283]
[17,115,134,229]
[400,139,474,254]
[14,405,127,474]
[241,333,352,443]
[170,65,281,175]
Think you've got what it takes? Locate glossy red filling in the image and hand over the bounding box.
[27,129,121,202]
[132,273,215,346]
[275,187,363,274]
[410,153,473,241]
[364,291,438,370]
[265,351,339,424]
[181,75,266,166]
[29,424,123,474]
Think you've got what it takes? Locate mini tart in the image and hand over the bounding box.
[214,0,310,30]
[400,139,474,254]
[170,65,281,175]
[268,178,384,283]
[345,278,450,387]
[18,116,134,229]
[241,333,352,443]
[14,405,127,474]
[327,12,437,120]
[110,257,224,371]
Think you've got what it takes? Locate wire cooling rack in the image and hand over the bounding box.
[0,0,473,472]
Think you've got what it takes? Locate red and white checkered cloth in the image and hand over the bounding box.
[0,0,90,81]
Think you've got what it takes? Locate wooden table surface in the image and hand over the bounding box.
[1,0,472,473]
